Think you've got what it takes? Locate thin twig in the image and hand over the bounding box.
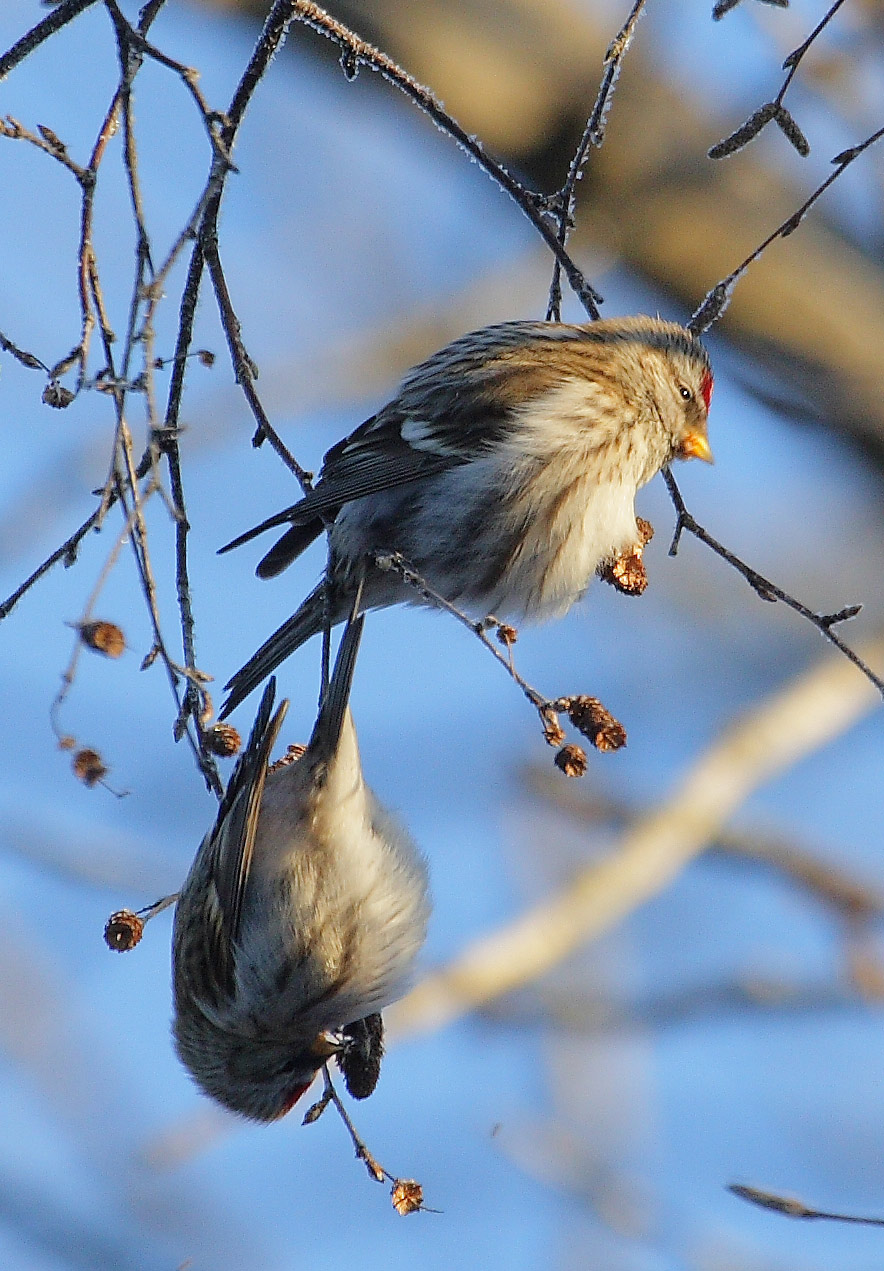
[692,122,884,331]
[777,0,849,103]
[374,554,545,710]
[113,412,219,787]
[103,0,234,168]
[304,1065,432,1212]
[0,116,92,182]
[729,1184,884,1227]
[0,327,48,374]
[289,0,602,318]
[49,498,154,738]
[312,1065,389,1184]
[547,0,648,320]
[373,551,619,761]
[200,232,313,486]
[662,467,884,697]
[0,0,101,82]
[160,249,224,795]
[0,506,104,621]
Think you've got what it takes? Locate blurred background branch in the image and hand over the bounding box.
[198,0,884,457]
[2,0,884,1265]
[389,635,884,1039]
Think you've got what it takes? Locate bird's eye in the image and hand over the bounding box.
[679,385,693,401]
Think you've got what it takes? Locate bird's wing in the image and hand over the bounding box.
[204,679,289,989]
[219,326,588,554]
[217,411,453,556]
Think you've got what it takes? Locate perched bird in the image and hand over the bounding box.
[172,608,430,1121]
[220,316,713,716]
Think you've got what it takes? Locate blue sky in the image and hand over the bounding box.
[1,2,883,1267]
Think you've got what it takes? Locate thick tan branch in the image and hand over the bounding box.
[388,636,884,1039]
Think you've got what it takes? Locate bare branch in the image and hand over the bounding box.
[288,0,602,318]
[546,0,648,320]
[388,636,884,1039]
[0,0,101,82]
[662,467,884,699]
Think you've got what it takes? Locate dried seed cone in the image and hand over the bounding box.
[204,723,242,758]
[565,697,627,752]
[268,743,307,773]
[555,743,589,778]
[73,747,108,787]
[603,551,648,596]
[543,720,567,748]
[104,909,144,952]
[635,517,654,546]
[78,620,125,658]
[391,1180,424,1216]
[42,382,75,409]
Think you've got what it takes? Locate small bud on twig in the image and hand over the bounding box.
[302,1093,332,1125]
[42,381,75,409]
[37,123,66,152]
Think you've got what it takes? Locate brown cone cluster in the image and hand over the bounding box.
[104,909,144,952]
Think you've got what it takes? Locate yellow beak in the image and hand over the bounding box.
[677,429,714,464]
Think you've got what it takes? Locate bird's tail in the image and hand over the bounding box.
[220,583,329,719]
[219,511,324,579]
[218,503,303,554]
[256,521,324,579]
[310,599,366,761]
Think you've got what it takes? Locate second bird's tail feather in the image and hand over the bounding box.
[310,606,366,760]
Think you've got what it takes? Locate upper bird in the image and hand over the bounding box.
[220,317,713,716]
[172,609,430,1121]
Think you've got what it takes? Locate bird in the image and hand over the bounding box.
[219,316,713,717]
[172,604,430,1121]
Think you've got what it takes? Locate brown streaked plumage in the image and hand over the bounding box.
[172,610,430,1121]
[219,317,713,717]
